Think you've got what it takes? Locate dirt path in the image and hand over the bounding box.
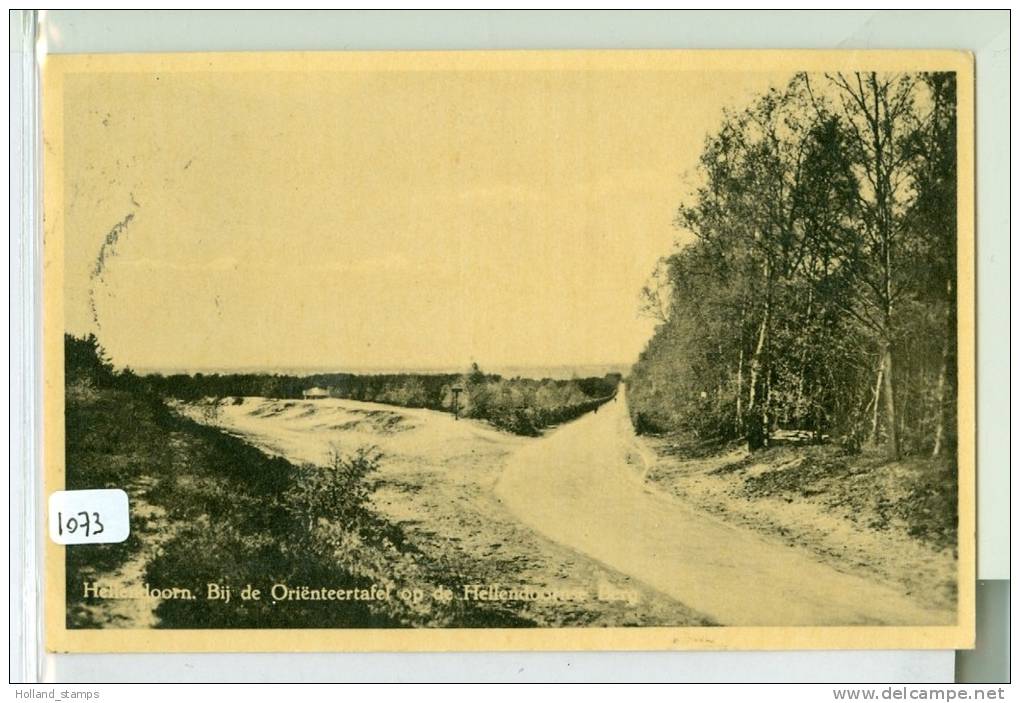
[197,397,708,627]
[69,475,177,628]
[494,386,955,626]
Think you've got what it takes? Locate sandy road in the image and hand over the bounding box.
[196,393,952,626]
[192,396,709,626]
[495,386,955,626]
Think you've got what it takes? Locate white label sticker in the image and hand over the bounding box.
[48,489,130,545]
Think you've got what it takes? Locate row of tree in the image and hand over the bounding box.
[67,334,619,437]
[629,71,958,459]
[456,365,619,435]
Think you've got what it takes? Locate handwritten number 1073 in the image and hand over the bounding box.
[56,511,105,538]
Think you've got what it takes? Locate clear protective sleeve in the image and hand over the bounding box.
[10,9,1009,684]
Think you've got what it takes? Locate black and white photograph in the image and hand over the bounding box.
[42,49,975,652]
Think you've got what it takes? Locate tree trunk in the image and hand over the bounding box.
[746,264,772,451]
[747,316,765,412]
[717,344,725,409]
[735,345,744,436]
[882,341,899,460]
[932,372,946,455]
[932,277,955,458]
[870,361,884,443]
[795,290,813,428]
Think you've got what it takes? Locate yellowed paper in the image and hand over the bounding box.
[44,50,975,652]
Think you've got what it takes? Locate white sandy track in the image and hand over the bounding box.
[183,395,709,625]
[494,386,955,626]
[194,396,516,466]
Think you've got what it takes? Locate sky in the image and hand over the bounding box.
[57,57,786,372]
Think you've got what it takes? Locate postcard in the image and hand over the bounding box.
[43,50,975,651]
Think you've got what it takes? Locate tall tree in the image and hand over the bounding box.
[903,72,958,456]
[818,72,920,460]
[676,80,854,449]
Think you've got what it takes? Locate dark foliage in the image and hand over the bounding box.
[629,72,959,465]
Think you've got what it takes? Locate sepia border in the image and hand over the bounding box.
[42,49,976,653]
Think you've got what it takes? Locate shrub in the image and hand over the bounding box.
[286,446,381,531]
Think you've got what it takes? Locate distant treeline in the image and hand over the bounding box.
[68,335,619,436]
[451,365,619,436]
[630,71,957,460]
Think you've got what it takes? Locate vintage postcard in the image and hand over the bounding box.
[43,50,975,652]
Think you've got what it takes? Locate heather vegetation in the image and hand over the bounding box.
[65,334,531,628]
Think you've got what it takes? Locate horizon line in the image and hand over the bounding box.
[127,361,634,378]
